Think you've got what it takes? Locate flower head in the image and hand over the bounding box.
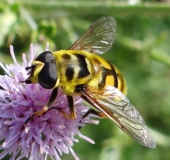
[0,44,98,160]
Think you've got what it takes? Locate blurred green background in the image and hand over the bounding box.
[0,0,170,160]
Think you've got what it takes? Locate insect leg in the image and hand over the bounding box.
[82,109,106,119]
[78,94,107,129]
[79,108,106,130]
[81,94,106,118]
[33,87,58,115]
[67,96,76,119]
[53,96,76,119]
[45,87,58,108]
[57,96,76,119]
[24,88,58,124]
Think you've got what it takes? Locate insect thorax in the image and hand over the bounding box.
[53,50,94,95]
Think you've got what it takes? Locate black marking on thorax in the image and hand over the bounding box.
[65,66,74,81]
[61,53,74,81]
[61,53,90,81]
[74,53,90,79]
[62,54,71,60]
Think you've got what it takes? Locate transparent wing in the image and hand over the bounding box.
[82,86,156,148]
[70,16,116,54]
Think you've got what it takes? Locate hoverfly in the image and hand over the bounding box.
[24,17,156,148]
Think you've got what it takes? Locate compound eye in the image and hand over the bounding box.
[37,51,57,89]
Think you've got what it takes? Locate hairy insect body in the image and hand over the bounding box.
[54,50,126,96]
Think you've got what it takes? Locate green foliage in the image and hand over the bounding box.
[0,0,170,160]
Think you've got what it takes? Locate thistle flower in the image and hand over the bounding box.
[0,44,99,160]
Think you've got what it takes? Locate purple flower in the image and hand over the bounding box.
[0,44,99,160]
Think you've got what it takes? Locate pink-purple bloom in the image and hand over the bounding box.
[0,44,98,160]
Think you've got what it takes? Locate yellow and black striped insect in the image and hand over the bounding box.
[24,17,156,148]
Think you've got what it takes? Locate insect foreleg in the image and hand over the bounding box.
[24,87,58,124]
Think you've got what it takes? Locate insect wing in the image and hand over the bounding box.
[82,86,156,148]
[70,17,116,54]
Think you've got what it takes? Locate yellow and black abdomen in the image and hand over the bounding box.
[87,54,127,95]
[112,64,127,95]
